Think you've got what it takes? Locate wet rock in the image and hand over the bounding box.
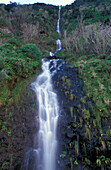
[66,129,76,138]
[52,60,111,169]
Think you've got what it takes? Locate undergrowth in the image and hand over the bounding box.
[67,54,111,134]
[0,30,42,106]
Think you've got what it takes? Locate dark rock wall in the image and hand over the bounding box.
[51,60,111,170]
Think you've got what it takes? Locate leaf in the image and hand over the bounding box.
[96,159,101,166]
[74,159,78,165]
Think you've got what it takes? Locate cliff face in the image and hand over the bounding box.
[51,60,111,170]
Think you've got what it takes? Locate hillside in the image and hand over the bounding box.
[61,0,111,32]
[0,2,59,106]
[0,3,58,169]
[0,3,59,50]
[58,0,111,169]
[0,0,111,169]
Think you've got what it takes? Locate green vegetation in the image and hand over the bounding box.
[96,155,111,169]
[0,3,59,169]
[0,0,111,169]
[61,0,111,33]
[0,35,42,106]
[60,0,111,169]
[0,2,58,51]
[61,0,111,136]
[68,54,111,121]
[60,151,67,158]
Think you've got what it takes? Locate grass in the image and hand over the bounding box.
[66,53,111,137]
[0,70,41,106]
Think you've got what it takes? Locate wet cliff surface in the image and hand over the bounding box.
[50,59,111,170]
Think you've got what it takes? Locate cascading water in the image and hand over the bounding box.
[31,58,59,170]
[56,6,61,52]
[27,6,62,170]
[49,6,61,56]
[57,6,61,34]
[56,39,61,51]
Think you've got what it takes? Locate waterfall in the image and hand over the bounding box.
[31,58,59,170]
[57,6,61,34]
[22,6,62,170]
[56,39,61,51]
[49,6,61,56]
[31,6,61,170]
[56,6,61,52]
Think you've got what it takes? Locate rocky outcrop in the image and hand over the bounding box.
[51,60,111,170]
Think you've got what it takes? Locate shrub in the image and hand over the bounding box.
[0,18,9,27]
[63,23,111,56]
[0,43,13,50]
[7,38,20,46]
[20,43,42,60]
[0,71,8,81]
[0,56,5,70]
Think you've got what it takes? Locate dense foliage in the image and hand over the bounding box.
[0,39,42,105]
[0,2,59,107]
[59,0,111,169]
[0,0,111,169]
[0,3,58,51]
[61,0,111,33]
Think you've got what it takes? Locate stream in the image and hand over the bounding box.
[22,6,62,170]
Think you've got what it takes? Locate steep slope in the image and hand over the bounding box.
[55,0,111,169]
[0,3,58,169]
[0,1,111,169]
[0,3,59,51]
[61,0,111,32]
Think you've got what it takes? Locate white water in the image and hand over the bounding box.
[56,6,61,52]
[57,6,61,34]
[31,59,59,170]
[23,6,62,170]
[30,7,62,169]
[56,39,62,51]
[49,6,61,56]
